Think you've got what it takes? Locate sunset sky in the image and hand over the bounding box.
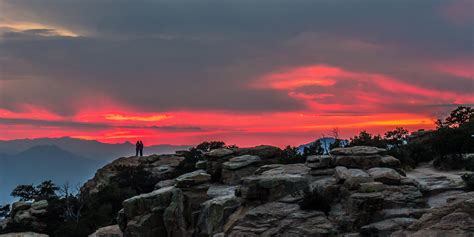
[0,0,473,147]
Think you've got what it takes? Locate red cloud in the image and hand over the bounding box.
[2,64,472,147]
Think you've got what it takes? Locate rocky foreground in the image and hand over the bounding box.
[2,146,473,237]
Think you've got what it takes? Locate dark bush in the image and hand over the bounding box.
[10,180,59,202]
[195,141,226,152]
[349,131,387,148]
[0,204,10,218]
[303,142,324,156]
[434,154,466,170]
[112,165,158,194]
[279,146,306,164]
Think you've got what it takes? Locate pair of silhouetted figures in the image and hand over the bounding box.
[135,140,144,156]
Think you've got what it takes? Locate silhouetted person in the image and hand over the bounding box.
[139,140,144,156]
[136,141,141,156]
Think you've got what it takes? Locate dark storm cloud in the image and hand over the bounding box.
[0,0,472,115]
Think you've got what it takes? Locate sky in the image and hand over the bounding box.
[0,0,473,147]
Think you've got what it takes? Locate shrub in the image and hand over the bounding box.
[279,146,306,164]
[303,142,325,156]
[434,154,466,170]
[349,131,387,148]
[10,180,59,202]
[195,141,226,152]
[0,204,10,218]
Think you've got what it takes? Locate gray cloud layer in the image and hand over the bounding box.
[0,0,472,115]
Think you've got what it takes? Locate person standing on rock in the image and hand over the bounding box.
[136,140,144,157]
[139,140,144,157]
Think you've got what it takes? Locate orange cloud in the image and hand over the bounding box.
[255,65,351,90]
[0,21,79,37]
[104,114,173,122]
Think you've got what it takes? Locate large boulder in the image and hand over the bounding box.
[331,146,400,169]
[381,180,426,209]
[2,200,49,233]
[207,148,234,159]
[82,154,186,194]
[368,167,402,185]
[207,185,238,198]
[256,163,311,176]
[309,177,341,201]
[335,166,373,189]
[237,164,309,202]
[175,170,211,188]
[154,179,176,190]
[205,145,282,182]
[221,155,262,185]
[120,169,213,237]
[222,155,261,170]
[331,146,387,156]
[406,166,466,195]
[176,170,211,188]
[197,195,241,236]
[227,202,336,236]
[120,186,177,237]
[391,192,474,237]
[306,155,332,169]
[232,145,283,160]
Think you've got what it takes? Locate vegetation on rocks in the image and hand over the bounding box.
[347,106,473,170]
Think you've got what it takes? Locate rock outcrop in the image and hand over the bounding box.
[226,202,336,236]
[0,201,49,234]
[331,146,400,169]
[82,154,187,194]
[204,145,283,182]
[237,164,310,202]
[367,167,402,185]
[2,145,464,237]
[111,146,440,236]
[221,155,261,184]
[391,192,474,237]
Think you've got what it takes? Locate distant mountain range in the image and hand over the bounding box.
[0,137,191,205]
[0,137,192,161]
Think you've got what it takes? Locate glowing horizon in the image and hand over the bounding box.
[0,1,472,147]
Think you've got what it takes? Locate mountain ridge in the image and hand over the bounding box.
[0,137,192,161]
[0,138,191,205]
